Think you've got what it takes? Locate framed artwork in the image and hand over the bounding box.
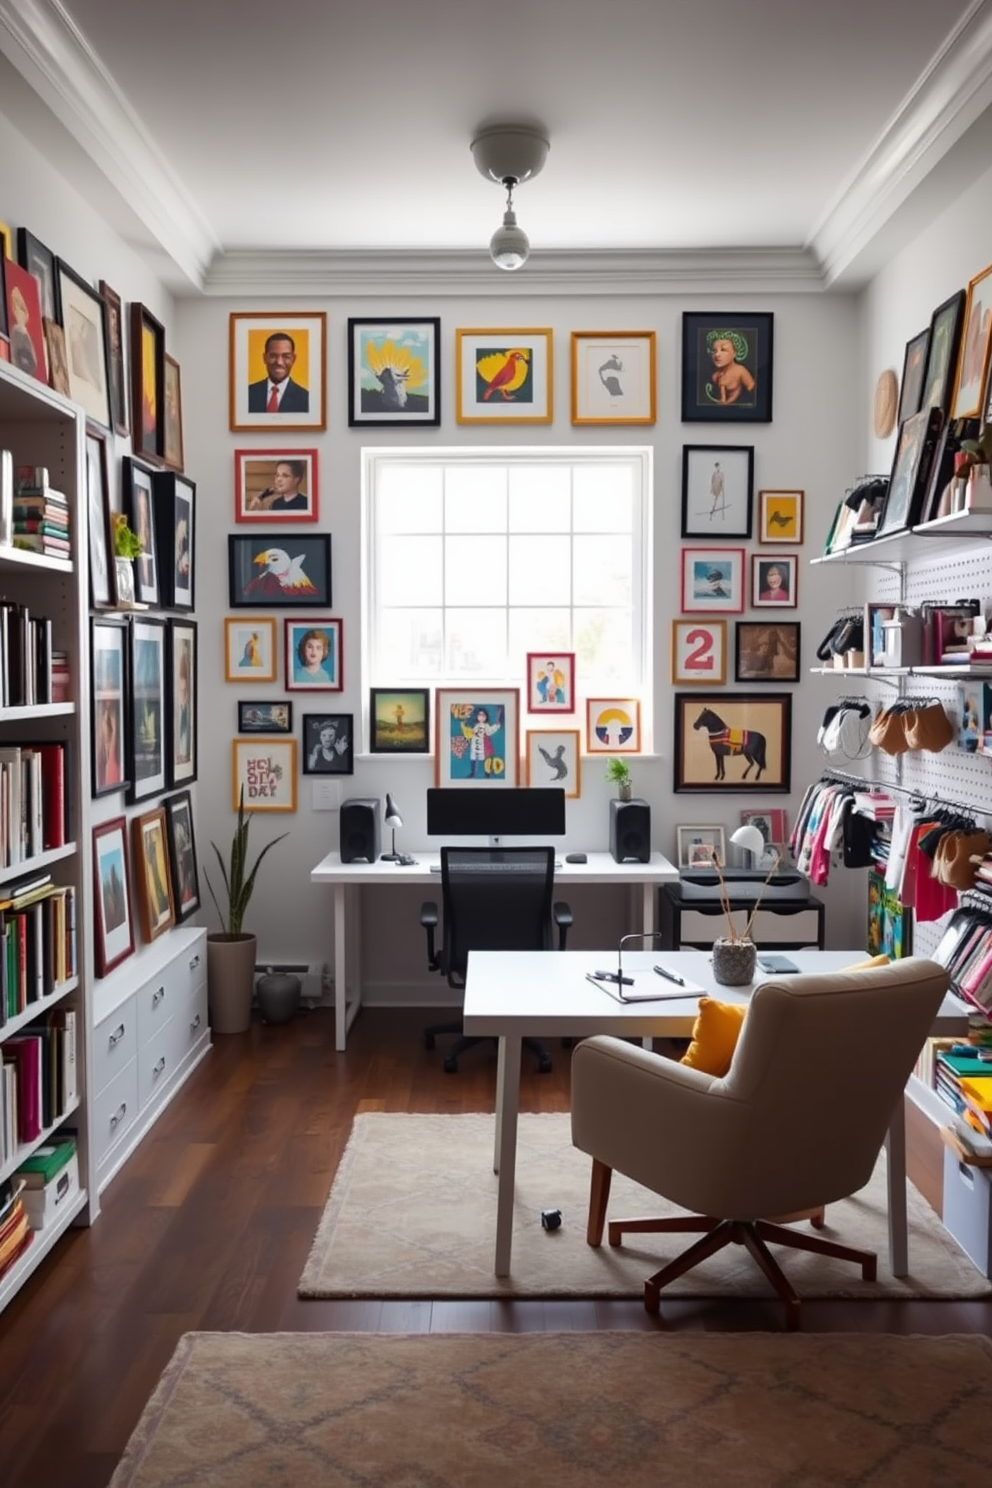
[671,619,727,686]
[56,262,110,429]
[238,701,292,734]
[99,280,129,435]
[234,448,318,522]
[751,554,798,609]
[152,471,195,611]
[681,445,753,538]
[127,615,168,803]
[43,320,69,396]
[525,729,581,797]
[758,489,804,544]
[676,825,726,869]
[168,618,197,787]
[229,310,327,432]
[897,327,930,427]
[680,546,745,613]
[951,261,992,419]
[131,808,176,943]
[876,406,943,538]
[232,737,298,812]
[435,688,520,786]
[526,652,575,713]
[455,327,553,424]
[681,311,773,423]
[228,533,331,607]
[3,256,47,382]
[585,698,641,754]
[284,618,343,691]
[369,688,430,753]
[302,713,354,774]
[17,228,59,324]
[224,617,277,682]
[570,330,656,425]
[91,616,128,797]
[92,816,134,976]
[123,456,159,605]
[164,790,201,922]
[735,621,800,683]
[867,870,912,959]
[347,316,440,427]
[673,692,792,793]
[163,353,184,471]
[919,289,966,417]
[739,808,789,866]
[130,302,166,463]
[86,428,113,607]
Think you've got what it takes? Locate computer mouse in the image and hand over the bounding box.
[565,852,587,864]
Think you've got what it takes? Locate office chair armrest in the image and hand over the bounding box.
[553,900,573,949]
[419,900,440,970]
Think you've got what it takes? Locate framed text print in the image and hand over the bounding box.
[435,689,520,786]
[671,619,727,686]
[758,488,804,545]
[229,311,327,432]
[673,692,792,793]
[585,698,641,754]
[570,331,656,425]
[681,311,773,423]
[455,328,552,424]
[234,449,318,523]
[347,317,440,427]
[681,445,753,539]
[232,738,298,812]
[526,652,575,713]
[525,729,580,797]
[680,547,745,614]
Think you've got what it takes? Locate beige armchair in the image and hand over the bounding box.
[571,956,950,1327]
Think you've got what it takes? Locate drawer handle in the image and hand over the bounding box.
[190,1013,201,1033]
[110,1101,127,1130]
[152,985,166,1007]
[153,1055,166,1077]
[108,1022,126,1048]
[189,953,200,971]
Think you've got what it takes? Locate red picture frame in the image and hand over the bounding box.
[525,651,575,713]
[233,448,319,522]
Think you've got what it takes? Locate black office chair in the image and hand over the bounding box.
[421,846,573,1073]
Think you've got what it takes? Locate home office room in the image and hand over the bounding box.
[3,3,992,1484]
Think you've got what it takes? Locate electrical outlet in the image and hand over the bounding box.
[312,779,341,810]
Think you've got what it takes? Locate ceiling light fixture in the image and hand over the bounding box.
[470,125,549,272]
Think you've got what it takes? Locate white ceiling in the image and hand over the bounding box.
[2,0,991,296]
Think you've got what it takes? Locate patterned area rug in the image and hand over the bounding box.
[110,1331,992,1487]
[298,1112,991,1299]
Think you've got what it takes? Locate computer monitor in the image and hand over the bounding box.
[426,787,566,845]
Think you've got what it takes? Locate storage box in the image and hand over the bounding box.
[21,1151,78,1231]
[942,1145,992,1277]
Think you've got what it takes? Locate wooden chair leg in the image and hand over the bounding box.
[586,1159,612,1246]
[642,1221,735,1313]
[755,1219,877,1280]
[608,1214,718,1247]
[738,1222,802,1330]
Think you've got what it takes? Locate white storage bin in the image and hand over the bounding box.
[942,1145,992,1277]
[22,1152,79,1231]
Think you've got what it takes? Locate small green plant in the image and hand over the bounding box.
[112,512,144,559]
[204,788,288,938]
[604,757,631,789]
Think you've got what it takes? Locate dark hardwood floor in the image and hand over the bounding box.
[1,1006,990,1487]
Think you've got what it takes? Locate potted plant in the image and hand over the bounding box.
[604,757,632,801]
[112,512,143,607]
[204,788,288,1033]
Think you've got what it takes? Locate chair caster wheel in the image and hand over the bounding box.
[443,1055,458,1073]
[424,1033,436,1050]
[538,1057,553,1074]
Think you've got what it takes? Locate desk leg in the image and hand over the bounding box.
[493,1033,522,1277]
[334,884,347,1052]
[885,1099,908,1278]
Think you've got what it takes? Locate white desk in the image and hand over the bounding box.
[309,850,679,1050]
[462,948,969,1279]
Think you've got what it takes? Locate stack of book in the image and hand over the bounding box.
[50,650,69,704]
[0,873,77,1022]
[0,1179,31,1281]
[0,601,54,707]
[934,1043,992,1114]
[12,465,70,560]
[958,1072,992,1143]
[0,741,70,867]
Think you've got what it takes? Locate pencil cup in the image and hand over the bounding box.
[712,938,757,987]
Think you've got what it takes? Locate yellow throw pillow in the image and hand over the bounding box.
[843,954,890,970]
[680,997,747,1077]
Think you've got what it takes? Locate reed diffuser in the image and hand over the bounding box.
[707,825,783,984]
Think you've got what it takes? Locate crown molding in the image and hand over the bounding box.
[0,0,219,289]
[811,0,992,286]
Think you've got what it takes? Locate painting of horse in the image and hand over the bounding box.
[693,707,766,779]
[674,693,791,793]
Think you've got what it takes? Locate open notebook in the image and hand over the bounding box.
[587,966,707,1002]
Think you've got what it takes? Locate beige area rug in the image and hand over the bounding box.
[110,1330,992,1487]
[299,1112,992,1300]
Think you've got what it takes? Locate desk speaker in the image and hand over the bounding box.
[609,797,650,863]
[340,798,381,863]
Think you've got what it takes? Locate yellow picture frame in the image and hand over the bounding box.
[671,619,727,685]
[571,330,656,425]
[224,616,277,682]
[232,737,298,812]
[455,328,553,424]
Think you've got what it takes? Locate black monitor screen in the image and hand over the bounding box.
[427,787,566,838]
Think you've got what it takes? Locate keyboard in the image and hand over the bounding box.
[428,860,563,872]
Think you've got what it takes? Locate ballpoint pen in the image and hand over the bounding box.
[654,965,685,987]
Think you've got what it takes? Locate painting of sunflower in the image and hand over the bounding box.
[348,317,440,426]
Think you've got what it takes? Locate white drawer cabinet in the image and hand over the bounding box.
[94,1059,139,1182]
[92,1006,138,1095]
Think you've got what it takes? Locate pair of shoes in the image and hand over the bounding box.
[816,615,865,662]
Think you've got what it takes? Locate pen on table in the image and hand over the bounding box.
[653,965,685,987]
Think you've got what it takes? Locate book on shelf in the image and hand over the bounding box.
[3,1034,42,1143]
[0,448,11,547]
[0,1185,31,1281]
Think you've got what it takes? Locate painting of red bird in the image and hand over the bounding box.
[476,348,530,401]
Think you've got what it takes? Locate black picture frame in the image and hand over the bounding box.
[85,427,113,607]
[369,687,432,753]
[238,700,293,734]
[734,621,801,683]
[99,280,129,436]
[91,615,129,798]
[123,456,160,605]
[126,614,168,803]
[681,311,773,423]
[167,618,197,788]
[55,258,112,429]
[228,533,331,607]
[164,789,201,922]
[302,713,355,774]
[919,415,981,525]
[673,691,792,793]
[897,326,930,427]
[152,470,195,610]
[876,406,944,539]
[347,316,441,427]
[680,444,754,538]
[919,289,966,418]
[130,301,166,463]
[17,227,60,325]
